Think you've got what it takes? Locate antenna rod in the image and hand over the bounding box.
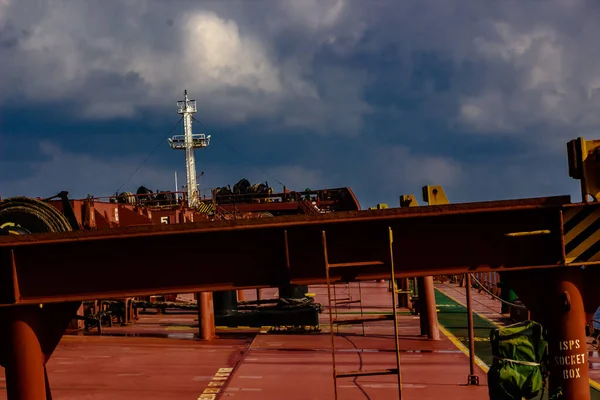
[167,90,211,209]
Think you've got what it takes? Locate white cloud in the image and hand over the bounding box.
[0,0,10,28]
[126,10,283,100]
[284,0,347,31]
[0,1,371,134]
[4,0,600,142]
[183,13,281,94]
[449,15,600,138]
[6,6,282,111]
[456,93,514,133]
[455,23,568,132]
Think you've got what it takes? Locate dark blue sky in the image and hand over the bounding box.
[0,0,590,208]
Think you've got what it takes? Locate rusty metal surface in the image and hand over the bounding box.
[507,268,592,400]
[0,195,571,245]
[0,196,573,306]
[4,307,46,399]
[547,269,591,399]
[0,195,574,306]
[199,292,215,341]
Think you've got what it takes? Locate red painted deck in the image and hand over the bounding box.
[0,281,493,399]
[223,319,488,399]
[0,328,252,400]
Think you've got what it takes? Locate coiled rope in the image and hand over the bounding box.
[0,196,73,234]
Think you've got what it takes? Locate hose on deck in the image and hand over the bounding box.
[0,196,73,234]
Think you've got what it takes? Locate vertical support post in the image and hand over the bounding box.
[128,298,134,322]
[413,277,419,296]
[5,307,47,400]
[417,277,428,335]
[419,185,443,340]
[123,298,129,323]
[196,292,215,341]
[256,289,262,301]
[237,290,245,302]
[423,276,440,340]
[333,283,339,333]
[388,227,403,400]
[322,230,338,400]
[195,292,202,338]
[358,281,365,336]
[465,273,479,385]
[547,269,590,400]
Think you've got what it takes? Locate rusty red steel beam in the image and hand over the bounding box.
[0,195,580,306]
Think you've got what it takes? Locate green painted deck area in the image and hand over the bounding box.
[434,288,600,400]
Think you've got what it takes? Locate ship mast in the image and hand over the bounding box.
[168,90,211,208]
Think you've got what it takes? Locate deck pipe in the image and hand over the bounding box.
[465,274,479,385]
[198,292,215,341]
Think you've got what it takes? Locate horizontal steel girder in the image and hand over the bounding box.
[0,195,591,306]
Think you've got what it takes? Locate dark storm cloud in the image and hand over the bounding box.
[0,0,593,206]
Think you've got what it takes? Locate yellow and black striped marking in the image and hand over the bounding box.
[564,205,600,263]
[197,201,214,214]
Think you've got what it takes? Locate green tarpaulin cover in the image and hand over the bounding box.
[488,320,547,400]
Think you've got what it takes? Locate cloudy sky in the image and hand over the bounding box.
[0,0,594,208]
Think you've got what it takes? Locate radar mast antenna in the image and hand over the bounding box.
[168,90,211,208]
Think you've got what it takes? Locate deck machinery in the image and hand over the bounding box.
[0,183,362,333]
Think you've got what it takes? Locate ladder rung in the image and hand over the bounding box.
[328,261,385,268]
[395,290,412,294]
[334,297,352,301]
[336,368,399,378]
[335,300,361,305]
[332,315,393,324]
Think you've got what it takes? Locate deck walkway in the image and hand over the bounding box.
[0,279,578,399]
[224,282,490,399]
